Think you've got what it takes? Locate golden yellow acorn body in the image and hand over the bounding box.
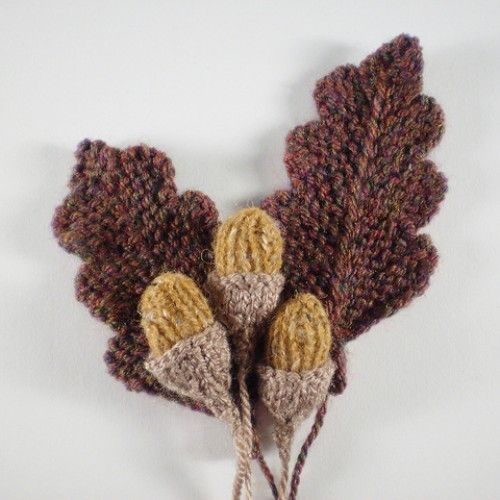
[214,207,283,276]
[266,293,332,372]
[139,272,213,357]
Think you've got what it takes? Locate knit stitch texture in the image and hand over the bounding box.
[52,34,447,498]
[52,140,218,410]
[262,34,446,346]
[140,272,214,357]
[145,321,234,420]
[266,293,332,373]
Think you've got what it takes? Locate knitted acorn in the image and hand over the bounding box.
[209,207,285,331]
[140,273,234,420]
[258,293,334,500]
[140,272,260,500]
[207,207,285,499]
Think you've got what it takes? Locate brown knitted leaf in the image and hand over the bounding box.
[262,34,447,342]
[53,140,218,405]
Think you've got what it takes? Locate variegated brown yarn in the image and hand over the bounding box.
[52,140,219,410]
[262,34,447,348]
[52,33,447,500]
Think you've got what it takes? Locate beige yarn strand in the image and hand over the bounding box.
[275,425,294,500]
[233,329,254,500]
[230,410,252,500]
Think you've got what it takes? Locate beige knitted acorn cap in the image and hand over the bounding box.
[139,272,235,420]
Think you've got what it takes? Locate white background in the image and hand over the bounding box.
[1,1,499,499]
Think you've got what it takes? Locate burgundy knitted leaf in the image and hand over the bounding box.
[262,35,447,342]
[53,139,218,406]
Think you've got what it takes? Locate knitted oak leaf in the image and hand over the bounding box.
[262,34,447,345]
[53,140,218,409]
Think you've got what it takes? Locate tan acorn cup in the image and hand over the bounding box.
[258,293,335,500]
[140,272,235,419]
[140,272,253,500]
[208,207,285,500]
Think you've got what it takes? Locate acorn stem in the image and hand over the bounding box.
[275,424,294,500]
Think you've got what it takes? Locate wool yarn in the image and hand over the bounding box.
[52,140,219,409]
[266,293,332,372]
[140,273,252,499]
[213,207,283,275]
[140,272,214,356]
[52,34,447,499]
[209,207,285,499]
[145,322,233,419]
[259,293,334,499]
[262,34,446,346]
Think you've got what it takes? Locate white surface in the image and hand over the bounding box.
[1,1,499,499]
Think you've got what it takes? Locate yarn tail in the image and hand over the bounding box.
[232,418,251,500]
[288,398,328,500]
[237,351,254,499]
[274,424,293,500]
[253,426,279,499]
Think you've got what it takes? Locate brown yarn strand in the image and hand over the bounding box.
[288,399,328,500]
[232,413,253,500]
[275,425,293,500]
[234,333,254,500]
[253,430,279,500]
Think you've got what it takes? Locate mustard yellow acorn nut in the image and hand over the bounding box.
[266,293,332,373]
[213,207,283,276]
[139,272,214,358]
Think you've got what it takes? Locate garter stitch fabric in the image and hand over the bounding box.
[262,34,447,346]
[52,140,219,409]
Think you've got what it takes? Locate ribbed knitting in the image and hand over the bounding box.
[214,207,283,276]
[266,293,332,373]
[140,272,214,357]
